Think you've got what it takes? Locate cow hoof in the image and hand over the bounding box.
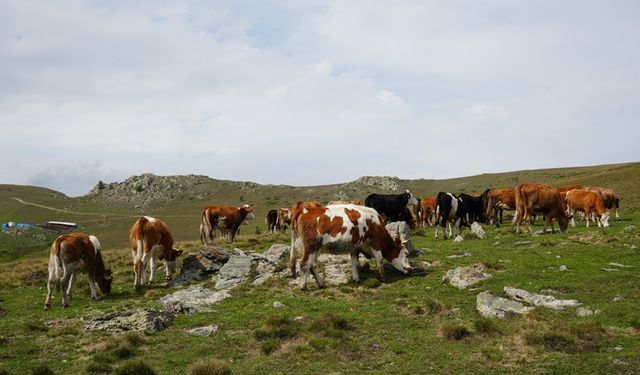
[44,304,50,310]
[165,276,172,281]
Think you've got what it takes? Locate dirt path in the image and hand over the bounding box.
[11,197,132,217]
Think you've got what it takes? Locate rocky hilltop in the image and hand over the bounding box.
[87,173,260,209]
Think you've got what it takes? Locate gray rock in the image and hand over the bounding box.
[453,235,464,243]
[609,262,633,268]
[171,247,235,286]
[613,295,624,302]
[447,252,472,259]
[84,308,174,333]
[576,307,601,317]
[273,301,288,309]
[559,265,568,271]
[385,221,416,256]
[318,254,352,286]
[613,358,627,365]
[476,291,534,319]
[514,241,533,246]
[503,287,581,310]
[161,285,231,313]
[215,255,255,290]
[443,264,491,289]
[187,325,219,337]
[470,222,486,239]
[623,225,636,231]
[263,244,290,262]
[602,268,619,272]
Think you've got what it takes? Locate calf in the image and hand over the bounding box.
[266,209,278,234]
[289,200,323,276]
[566,189,610,228]
[364,190,419,222]
[45,233,112,309]
[435,192,468,239]
[419,196,437,227]
[130,216,183,289]
[512,183,571,234]
[200,204,256,245]
[295,204,412,290]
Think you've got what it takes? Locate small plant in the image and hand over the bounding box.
[309,313,354,338]
[124,332,146,347]
[25,319,48,332]
[30,366,55,375]
[112,360,157,375]
[84,361,112,374]
[524,332,577,353]
[46,325,80,338]
[481,347,503,361]
[440,323,470,340]
[188,358,231,375]
[474,317,501,336]
[630,316,640,330]
[362,277,381,289]
[111,344,135,360]
[260,338,281,355]
[254,314,299,340]
[409,305,425,315]
[425,298,448,315]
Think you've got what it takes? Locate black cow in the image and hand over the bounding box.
[435,192,470,240]
[459,193,486,223]
[266,209,278,234]
[364,190,418,222]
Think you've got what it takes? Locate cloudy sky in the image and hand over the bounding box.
[1,1,639,196]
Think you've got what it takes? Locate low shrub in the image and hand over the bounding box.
[440,323,470,340]
[30,366,55,375]
[112,360,157,375]
[474,317,501,336]
[524,332,578,353]
[188,358,231,375]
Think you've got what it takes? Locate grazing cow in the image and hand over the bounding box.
[459,193,485,223]
[130,216,183,288]
[512,183,571,234]
[295,204,412,290]
[364,190,419,222]
[45,233,112,309]
[419,196,437,227]
[276,208,292,233]
[289,200,323,276]
[566,189,610,228]
[484,188,517,226]
[585,186,622,220]
[402,206,417,229]
[557,184,582,193]
[266,209,278,234]
[327,200,362,206]
[435,192,468,239]
[200,204,256,245]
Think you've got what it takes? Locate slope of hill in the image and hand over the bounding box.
[1,161,638,257]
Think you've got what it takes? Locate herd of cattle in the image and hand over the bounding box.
[43,183,621,308]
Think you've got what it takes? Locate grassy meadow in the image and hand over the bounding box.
[0,162,639,374]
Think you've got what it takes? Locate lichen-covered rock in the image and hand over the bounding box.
[161,285,231,313]
[503,287,581,310]
[215,255,255,290]
[187,325,219,336]
[84,308,174,333]
[476,292,534,319]
[443,264,491,289]
[385,221,416,255]
[171,247,235,286]
[470,222,486,239]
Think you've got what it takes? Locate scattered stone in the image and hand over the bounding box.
[492,241,501,246]
[613,358,627,365]
[623,243,638,250]
[559,265,568,271]
[503,287,581,310]
[609,262,633,268]
[576,307,595,317]
[476,291,534,319]
[613,295,624,302]
[614,346,624,352]
[443,264,491,289]
[453,235,464,243]
[470,222,486,239]
[84,308,174,333]
[602,268,619,272]
[161,285,231,313]
[187,325,219,337]
[272,301,287,309]
[447,252,472,259]
[623,225,636,231]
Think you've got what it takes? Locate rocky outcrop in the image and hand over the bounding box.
[84,308,174,333]
[342,176,403,193]
[503,287,581,310]
[171,247,235,286]
[443,264,491,289]
[476,292,535,318]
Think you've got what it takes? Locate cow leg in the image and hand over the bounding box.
[289,232,298,277]
[60,268,73,307]
[66,273,76,298]
[447,221,452,238]
[350,253,361,282]
[44,262,56,309]
[372,250,385,280]
[310,256,324,289]
[585,209,591,228]
[148,256,156,285]
[454,218,462,237]
[88,275,98,300]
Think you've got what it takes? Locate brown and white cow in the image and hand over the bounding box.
[585,186,622,220]
[45,233,112,309]
[289,200,323,276]
[130,216,183,289]
[418,197,437,227]
[484,188,517,226]
[565,189,610,228]
[276,208,292,233]
[295,204,412,290]
[512,183,571,234]
[199,204,256,245]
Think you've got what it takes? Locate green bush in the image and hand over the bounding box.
[260,338,281,355]
[112,360,157,375]
[440,323,470,340]
[188,358,231,375]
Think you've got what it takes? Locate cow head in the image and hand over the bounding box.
[390,238,412,275]
[97,269,113,295]
[159,248,183,278]
[558,213,572,233]
[405,190,419,206]
[600,212,610,228]
[241,205,256,220]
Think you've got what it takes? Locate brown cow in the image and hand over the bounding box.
[295,204,411,290]
[289,200,323,276]
[485,188,516,226]
[512,183,571,234]
[45,233,112,309]
[130,216,183,289]
[585,186,622,220]
[557,184,582,193]
[200,204,256,245]
[276,208,292,233]
[566,189,610,228]
[419,197,437,227]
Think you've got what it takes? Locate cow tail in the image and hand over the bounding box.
[135,217,147,262]
[49,237,64,291]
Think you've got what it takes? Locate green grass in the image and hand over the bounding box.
[1,163,640,374]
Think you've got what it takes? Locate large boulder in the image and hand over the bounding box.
[476,292,534,319]
[443,264,491,289]
[84,308,174,333]
[215,254,255,290]
[171,247,235,286]
[161,285,232,313]
[503,287,581,310]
